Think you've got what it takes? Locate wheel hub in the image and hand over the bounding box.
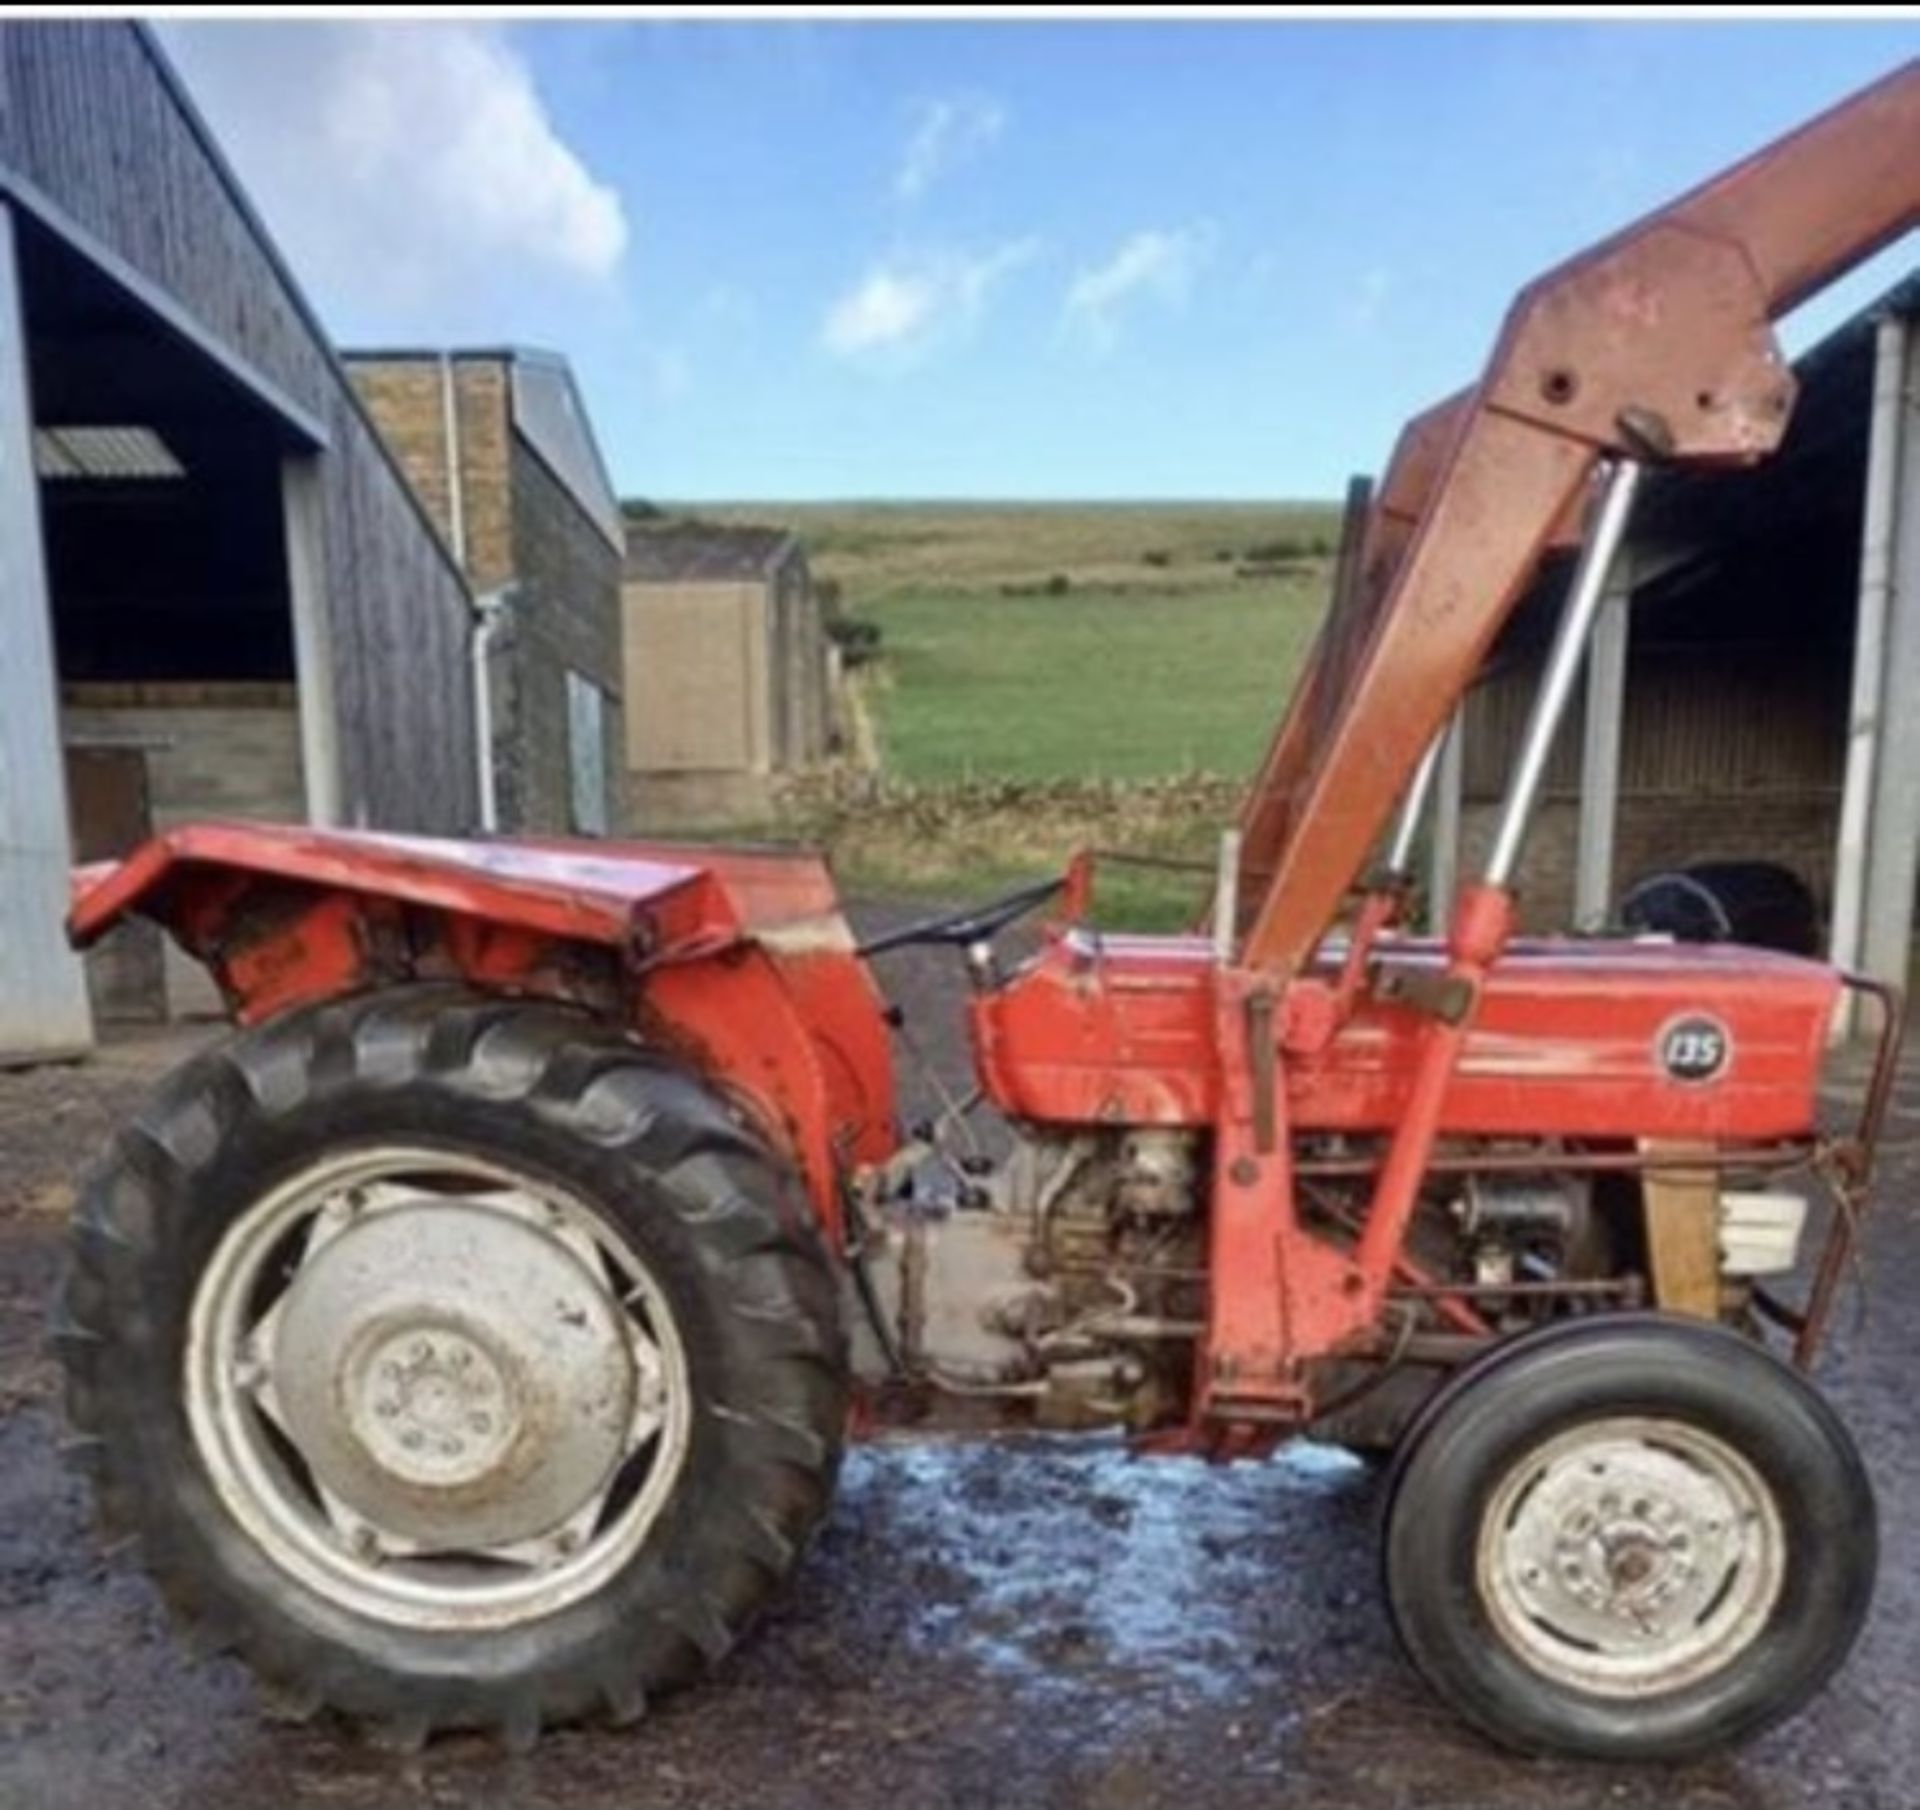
[1545,1483,1702,1628]
[265,1192,639,1552]
[348,1325,518,1488]
[1479,1416,1784,1696]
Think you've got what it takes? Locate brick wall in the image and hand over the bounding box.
[454,363,515,593]
[344,355,513,590]
[340,361,457,547]
[1459,793,1841,932]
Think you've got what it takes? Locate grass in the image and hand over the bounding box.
[865,580,1324,785]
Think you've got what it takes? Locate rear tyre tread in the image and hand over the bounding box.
[56,984,848,1746]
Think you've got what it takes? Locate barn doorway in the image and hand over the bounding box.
[5,203,326,1028]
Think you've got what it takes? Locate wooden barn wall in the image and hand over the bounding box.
[0,20,475,831]
[1462,645,1848,804]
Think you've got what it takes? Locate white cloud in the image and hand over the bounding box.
[825,269,936,356]
[160,22,628,319]
[1062,224,1213,353]
[822,239,1040,364]
[895,93,1006,202]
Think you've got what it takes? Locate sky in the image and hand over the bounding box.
[160,15,1919,503]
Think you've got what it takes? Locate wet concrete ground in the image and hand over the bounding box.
[3,928,1917,1809]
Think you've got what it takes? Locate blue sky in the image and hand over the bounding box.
[164,17,1918,502]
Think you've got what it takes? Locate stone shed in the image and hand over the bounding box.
[621,522,834,828]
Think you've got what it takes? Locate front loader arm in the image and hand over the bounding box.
[1241,60,1920,972]
[1236,389,1469,898]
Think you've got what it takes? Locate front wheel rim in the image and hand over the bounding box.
[1475,1414,1786,1699]
[185,1145,693,1632]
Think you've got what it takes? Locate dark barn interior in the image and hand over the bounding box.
[19,214,297,686]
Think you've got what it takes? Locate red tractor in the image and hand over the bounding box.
[55,62,1917,1760]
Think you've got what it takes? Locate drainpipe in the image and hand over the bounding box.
[440,352,468,566]
[471,588,509,834]
[1828,312,1907,1034]
[443,353,499,831]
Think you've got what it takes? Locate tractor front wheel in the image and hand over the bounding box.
[56,987,847,1748]
[1382,1315,1875,1760]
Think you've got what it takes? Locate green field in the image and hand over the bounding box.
[866,581,1323,783]
[688,499,1339,784]
[642,500,1340,917]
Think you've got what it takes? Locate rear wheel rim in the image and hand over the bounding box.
[1475,1414,1785,1698]
[185,1145,693,1632]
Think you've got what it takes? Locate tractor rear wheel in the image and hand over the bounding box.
[1382,1315,1874,1760]
[55,987,847,1748]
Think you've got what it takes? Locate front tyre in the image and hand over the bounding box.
[56,988,848,1748]
[1382,1315,1875,1761]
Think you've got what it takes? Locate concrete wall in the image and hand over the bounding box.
[63,682,301,1015]
[621,555,835,830]
[626,768,778,832]
[63,686,303,822]
[625,578,769,775]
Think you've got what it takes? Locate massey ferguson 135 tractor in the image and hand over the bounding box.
[53,62,1918,1761]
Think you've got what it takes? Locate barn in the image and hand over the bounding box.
[1428,269,1920,1026]
[0,21,478,1058]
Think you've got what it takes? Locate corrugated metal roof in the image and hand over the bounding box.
[624,522,797,584]
[34,424,184,481]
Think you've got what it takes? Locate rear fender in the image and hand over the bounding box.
[68,824,895,1234]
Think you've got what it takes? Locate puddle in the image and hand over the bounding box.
[851,1435,1371,1705]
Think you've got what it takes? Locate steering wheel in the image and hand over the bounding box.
[854,875,1065,959]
